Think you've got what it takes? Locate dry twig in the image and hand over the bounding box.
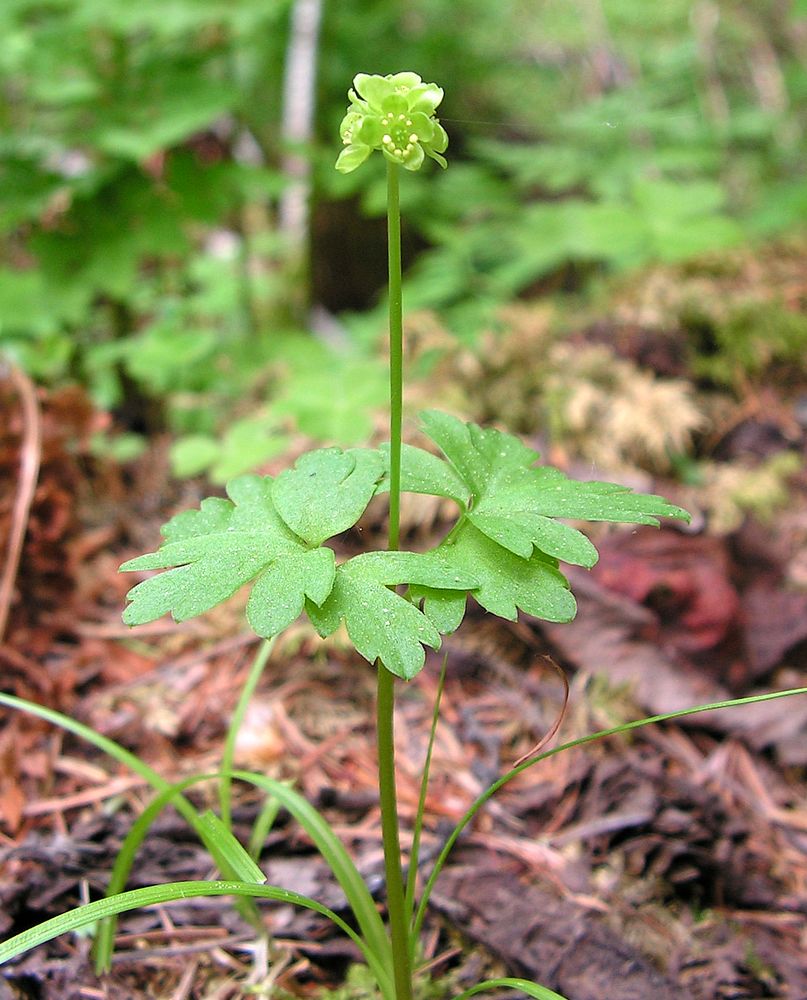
[0,362,42,642]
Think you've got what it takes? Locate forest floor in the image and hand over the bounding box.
[1,245,807,1000]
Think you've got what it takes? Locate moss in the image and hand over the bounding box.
[692,451,802,534]
[686,301,807,390]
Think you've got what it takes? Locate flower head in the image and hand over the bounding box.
[336,72,448,173]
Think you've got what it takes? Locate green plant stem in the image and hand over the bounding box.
[377,667,412,1000]
[405,654,447,936]
[219,637,275,829]
[387,160,403,553]
[377,158,413,1000]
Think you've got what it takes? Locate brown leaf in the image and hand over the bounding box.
[741,584,807,676]
[590,530,739,653]
[431,855,685,1000]
[0,779,25,834]
[543,568,729,715]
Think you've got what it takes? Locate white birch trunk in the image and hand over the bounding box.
[279,0,323,259]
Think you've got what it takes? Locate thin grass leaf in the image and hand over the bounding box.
[93,772,224,973]
[0,694,264,936]
[219,637,274,829]
[0,879,385,989]
[0,697,391,984]
[248,792,285,861]
[454,977,568,1000]
[199,810,266,884]
[405,655,447,941]
[412,686,807,941]
[230,770,392,977]
[0,693,178,795]
[99,767,392,982]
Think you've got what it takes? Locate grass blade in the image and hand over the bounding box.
[0,694,257,936]
[0,693,184,799]
[405,655,447,940]
[199,810,267,884]
[91,767,394,998]
[248,786,286,861]
[230,770,392,975]
[0,697,391,987]
[0,881,371,971]
[94,772,221,972]
[413,686,807,941]
[454,977,568,1000]
[219,637,274,830]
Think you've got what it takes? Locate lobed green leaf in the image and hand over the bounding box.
[407,585,467,635]
[526,467,691,525]
[420,409,538,495]
[121,475,308,629]
[120,412,689,669]
[427,523,578,625]
[376,441,469,508]
[419,410,689,567]
[272,447,384,545]
[306,551,477,680]
[246,547,335,638]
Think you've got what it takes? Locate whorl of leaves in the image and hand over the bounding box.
[122,411,689,679]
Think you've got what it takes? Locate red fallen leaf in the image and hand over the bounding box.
[741,585,807,678]
[543,568,728,715]
[541,569,807,763]
[590,529,739,652]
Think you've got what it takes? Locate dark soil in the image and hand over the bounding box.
[2,253,807,999]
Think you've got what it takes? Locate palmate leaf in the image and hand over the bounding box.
[121,412,689,680]
[247,547,336,638]
[418,410,689,565]
[273,447,384,546]
[375,442,469,509]
[411,521,577,630]
[306,551,477,680]
[403,410,688,635]
[121,445,389,635]
[121,474,337,638]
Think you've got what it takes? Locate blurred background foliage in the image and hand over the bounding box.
[1,0,806,478]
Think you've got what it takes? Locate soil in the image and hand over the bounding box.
[1,267,807,1000]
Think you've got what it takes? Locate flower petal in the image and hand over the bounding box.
[388,71,423,91]
[425,148,448,169]
[352,73,393,112]
[339,110,362,142]
[335,143,372,174]
[337,72,448,173]
[400,143,425,171]
[381,93,409,115]
[408,112,435,141]
[347,89,369,113]
[408,83,444,115]
[430,121,449,154]
[356,115,385,146]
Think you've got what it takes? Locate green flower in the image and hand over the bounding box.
[336,72,448,174]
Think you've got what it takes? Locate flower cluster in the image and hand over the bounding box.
[336,72,448,174]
